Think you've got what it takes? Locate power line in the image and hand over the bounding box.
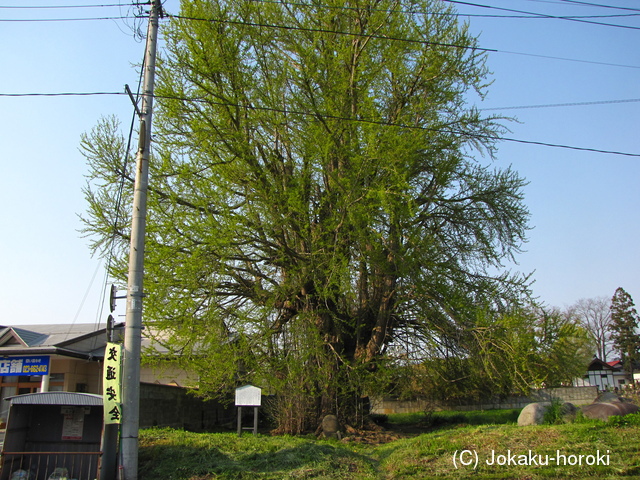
[1,0,635,15]
[165,12,640,69]
[0,15,137,22]
[246,0,640,20]
[442,0,640,29]
[3,7,639,68]
[522,0,582,5]
[480,98,640,110]
[167,12,497,50]
[557,0,640,13]
[0,91,124,97]
[0,3,137,9]
[521,0,640,11]
[5,91,639,111]
[1,90,637,157]
[493,49,640,69]
[4,2,639,28]
[498,136,639,157]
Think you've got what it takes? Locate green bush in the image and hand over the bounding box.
[606,412,640,427]
[543,398,565,425]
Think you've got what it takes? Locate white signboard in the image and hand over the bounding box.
[61,406,87,441]
[235,385,262,406]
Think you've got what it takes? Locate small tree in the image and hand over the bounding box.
[400,304,593,403]
[533,306,594,388]
[609,287,640,381]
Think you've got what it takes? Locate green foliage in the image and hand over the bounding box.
[606,412,640,427]
[388,409,520,428]
[609,287,640,378]
[542,397,565,425]
[400,305,593,403]
[81,0,532,431]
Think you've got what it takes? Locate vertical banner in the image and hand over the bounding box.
[103,342,123,424]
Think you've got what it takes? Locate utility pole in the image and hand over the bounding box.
[121,2,160,479]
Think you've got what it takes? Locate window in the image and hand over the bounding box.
[0,372,65,395]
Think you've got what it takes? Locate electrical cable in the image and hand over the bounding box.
[0,3,134,9]
[64,258,103,341]
[165,12,640,68]
[5,91,640,110]
[3,7,639,68]
[480,98,640,111]
[0,92,124,97]
[441,0,640,29]
[0,16,138,22]
[171,12,496,51]
[2,5,638,159]
[93,60,147,336]
[245,0,640,19]
[4,4,639,30]
[3,90,636,157]
[493,50,640,69]
[557,0,640,13]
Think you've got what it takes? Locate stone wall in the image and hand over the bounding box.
[370,386,598,414]
[139,383,235,431]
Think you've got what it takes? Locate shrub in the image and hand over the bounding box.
[542,398,565,425]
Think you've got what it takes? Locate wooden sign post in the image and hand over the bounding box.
[235,385,262,436]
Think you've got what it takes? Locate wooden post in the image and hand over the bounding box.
[253,406,258,435]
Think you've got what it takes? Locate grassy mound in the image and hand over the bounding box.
[139,411,640,479]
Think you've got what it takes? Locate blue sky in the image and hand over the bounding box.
[1,0,638,326]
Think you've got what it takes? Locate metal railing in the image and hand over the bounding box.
[0,451,101,480]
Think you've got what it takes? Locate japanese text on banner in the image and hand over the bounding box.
[103,342,122,424]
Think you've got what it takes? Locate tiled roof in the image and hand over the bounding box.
[11,327,49,347]
[0,324,103,347]
[0,322,168,357]
[6,392,103,406]
[0,324,108,359]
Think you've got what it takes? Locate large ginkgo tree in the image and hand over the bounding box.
[81,0,531,432]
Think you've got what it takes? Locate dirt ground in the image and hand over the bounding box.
[339,420,425,445]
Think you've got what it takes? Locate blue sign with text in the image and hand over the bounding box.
[0,356,50,376]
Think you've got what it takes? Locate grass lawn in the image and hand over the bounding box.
[138,410,640,479]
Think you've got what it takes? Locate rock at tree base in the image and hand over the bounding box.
[582,402,639,421]
[318,414,342,439]
[518,402,551,426]
[517,402,578,426]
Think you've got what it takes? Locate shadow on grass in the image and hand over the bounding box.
[139,435,378,479]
